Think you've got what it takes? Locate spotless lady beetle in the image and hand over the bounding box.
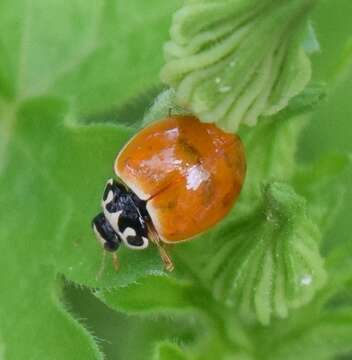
[92,116,246,272]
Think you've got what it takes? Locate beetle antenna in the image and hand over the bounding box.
[96,249,107,281]
[148,224,174,272]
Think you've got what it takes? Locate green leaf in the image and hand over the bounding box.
[273,82,327,120]
[329,36,352,88]
[0,339,4,360]
[294,153,352,233]
[0,262,103,359]
[161,0,316,131]
[321,241,352,307]
[312,0,352,85]
[154,342,190,360]
[269,310,352,360]
[237,115,306,218]
[0,96,165,358]
[0,98,161,359]
[96,275,198,315]
[85,86,164,129]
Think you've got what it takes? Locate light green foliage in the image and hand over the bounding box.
[161,0,316,131]
[0,98,164,359]
[1,0,352,359]
[97,275,198,314]
[0,0,180,115]
[294,153,351,232]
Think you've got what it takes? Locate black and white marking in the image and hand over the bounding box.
[92,179,150,251]
[92,212,121,252]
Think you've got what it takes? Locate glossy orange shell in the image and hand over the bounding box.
[115,116,246,243]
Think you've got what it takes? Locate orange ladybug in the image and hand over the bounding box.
[92,116,246,271]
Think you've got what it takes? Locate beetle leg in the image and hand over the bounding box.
[112,252,120,272]
[157,241,174,272]
[96,249,107,280]
[148,224,174,272]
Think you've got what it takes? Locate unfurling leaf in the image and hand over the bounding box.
[238,183,326,324]
[189,182,326,325]
[161,0,317,131]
